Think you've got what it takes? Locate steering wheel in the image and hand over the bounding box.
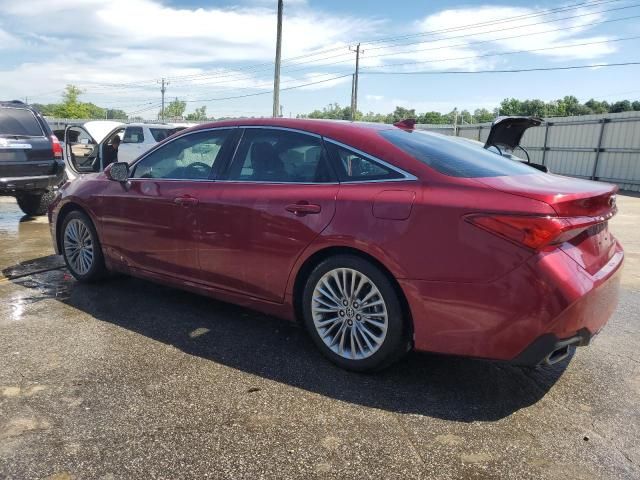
[185,161,210,177]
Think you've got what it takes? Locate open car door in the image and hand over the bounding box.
[484,116,547,171]
[64,121,124,180]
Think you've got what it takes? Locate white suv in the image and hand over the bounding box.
[118,123,182,164]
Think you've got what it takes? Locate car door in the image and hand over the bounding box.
[97,128,235,282]
[64,125,124,178]
[196,127,339,302]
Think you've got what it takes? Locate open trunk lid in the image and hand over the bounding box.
[484,116,542,151]
[476,174,618,275]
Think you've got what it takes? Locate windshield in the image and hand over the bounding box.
[0,108,44,137]
[379,129,540,178]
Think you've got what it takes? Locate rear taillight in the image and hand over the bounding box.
[466,214,612,250]
[50,134,63,159]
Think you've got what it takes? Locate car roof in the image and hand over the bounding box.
[193,117,393,135]
[127,122,175,128]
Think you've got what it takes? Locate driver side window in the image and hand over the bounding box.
[132,129,231,180]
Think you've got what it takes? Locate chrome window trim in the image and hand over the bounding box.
[126,124,418,185]
[323,138,418,183]
[240,125,322,138]
[128,126,238,181]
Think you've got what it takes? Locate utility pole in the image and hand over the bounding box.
[272,0,283,118]
[160,78,168,121]
[349,44,361,121]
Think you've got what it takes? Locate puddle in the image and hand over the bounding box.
[2,255,65,280]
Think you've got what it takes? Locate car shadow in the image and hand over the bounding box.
[4,255,570,422]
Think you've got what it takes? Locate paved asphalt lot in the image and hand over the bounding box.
[0,193,639,480]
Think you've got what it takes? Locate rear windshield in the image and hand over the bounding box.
[0,108,44,137]
[379,129,540,178]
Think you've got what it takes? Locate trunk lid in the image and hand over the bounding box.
[484,116,542,151]
[477,173,618,275]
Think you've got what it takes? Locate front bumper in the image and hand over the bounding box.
[400,242,623,362]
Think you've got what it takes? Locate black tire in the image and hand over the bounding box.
[302,254,409,372]
[61,210,107,282]
[16,190,56,216]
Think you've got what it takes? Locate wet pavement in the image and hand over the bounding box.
[0,194,639,480]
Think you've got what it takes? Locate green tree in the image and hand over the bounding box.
[106,109,128,120]
[185,106,207,121]
[610,100,632,113]
[52,85,92,118]
[584,99,609,114]
[391,106,416,122]
[473,108,494,123]
[161,98,187,119]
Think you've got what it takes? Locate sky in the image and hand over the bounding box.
[0,0,639,119]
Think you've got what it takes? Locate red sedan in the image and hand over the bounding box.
[48,118,623,371]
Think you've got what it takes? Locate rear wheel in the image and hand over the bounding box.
[16,190,55,216]
[61,211,107,282]
[302,255,408,371]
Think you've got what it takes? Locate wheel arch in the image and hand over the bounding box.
[55,202,97,254]
[291,246,414,341]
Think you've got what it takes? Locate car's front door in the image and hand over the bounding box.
[196,127,339,302]
[97,128,235,282]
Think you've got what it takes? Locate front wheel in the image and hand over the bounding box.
[302,255,409,372]
[61,211,107,282]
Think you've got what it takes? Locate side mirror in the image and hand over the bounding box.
[105,162,129,182]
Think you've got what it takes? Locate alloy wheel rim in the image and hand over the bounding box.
[63,219,94,275]
[311,268,388,360]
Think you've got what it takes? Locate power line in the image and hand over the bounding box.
[361,0,625,47]
[71,0,625,91]
[162,3,640,90]
[360,35,640,71]
[182,74,352,103]
[363,61,640,75]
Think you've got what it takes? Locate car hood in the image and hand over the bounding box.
[484,116,542,151]
[83,121,125,143]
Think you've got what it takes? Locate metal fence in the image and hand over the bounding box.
[418,111,640,192]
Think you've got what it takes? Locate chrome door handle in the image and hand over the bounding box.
[174,196,199,206]
[285,202,321,216]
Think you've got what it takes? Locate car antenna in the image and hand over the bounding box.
[393,118,416,130]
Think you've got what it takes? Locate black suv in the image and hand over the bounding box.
[0,100,65,216]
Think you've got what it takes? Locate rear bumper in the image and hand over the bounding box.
[401,241,623,362]
[0,161,65,193]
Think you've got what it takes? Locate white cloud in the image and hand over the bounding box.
[0,0,379,112]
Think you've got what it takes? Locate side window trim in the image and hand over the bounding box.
[219,126,338,184]
[129,126,239,181]
[323,138,418,183]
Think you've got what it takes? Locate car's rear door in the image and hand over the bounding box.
[0,106,55,180]
[196,127,339,302]
[64,125,99,174]
[118,126,147,164]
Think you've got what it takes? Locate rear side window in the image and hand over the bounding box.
[123,126,144,143]
[327,143,404,182]
[149,128,173,142]
[379,129,541,178]
[0,108,44,137]
[227,128,335,183]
